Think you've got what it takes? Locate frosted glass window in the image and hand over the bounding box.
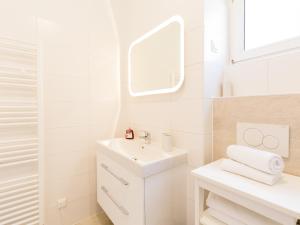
[245,0,300,50]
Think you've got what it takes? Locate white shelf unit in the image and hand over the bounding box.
[0,38,41,225]
[192,159,300,225]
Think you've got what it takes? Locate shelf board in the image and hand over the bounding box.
[192,159,300,219]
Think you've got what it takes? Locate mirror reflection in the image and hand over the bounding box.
[129,16,184,96]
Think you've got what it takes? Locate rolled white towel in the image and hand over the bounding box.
[227,145,284,174]
[207,208,245,225]
[207,193,281,225]
[200,210,226,225]
[221,159,281,185]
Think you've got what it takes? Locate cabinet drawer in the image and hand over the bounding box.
[98,155,133,206]
[97,153,144,223]
[99,159,130,187]
[99,185,129,225]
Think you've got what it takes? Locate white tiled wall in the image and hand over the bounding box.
[227,45,300,96]
[1,0,119,224]
[0,0,229,224]
[204,0,229,98]
[0,0,37,44]
[41,0,119,224]
[110,1,207,224]
[110,0,229,223]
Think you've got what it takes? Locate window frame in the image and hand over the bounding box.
[231,0,300,63]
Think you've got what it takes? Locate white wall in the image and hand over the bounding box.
[204,0,229,98]
[40,0,119,224]
[0,0,38,44]
[203,0,229,160]
[0,0,119,224]
[226,50,300,96]
[110,1,205,224]
[225,0,300,97]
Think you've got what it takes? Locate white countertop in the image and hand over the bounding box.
[192,159,300,219]
[97,138,187,177]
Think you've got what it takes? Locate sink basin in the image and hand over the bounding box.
[97,138,187,177]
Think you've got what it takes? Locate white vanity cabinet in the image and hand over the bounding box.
[96,139,187,225]
[97,154,144,225]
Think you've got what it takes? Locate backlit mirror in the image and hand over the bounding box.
[128,16,184,96]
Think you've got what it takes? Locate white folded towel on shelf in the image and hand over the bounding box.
[200,210,226,225]
[207,208,244,225]
[221,159,281,185]
[227,145,284,174]
[206,193,281,225]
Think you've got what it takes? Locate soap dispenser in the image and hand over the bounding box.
[125,128,134,139]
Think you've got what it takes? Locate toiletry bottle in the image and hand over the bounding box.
[125,128,134,139]
[162,133,172,152]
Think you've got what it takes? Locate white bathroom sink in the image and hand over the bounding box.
[97,138,187,177]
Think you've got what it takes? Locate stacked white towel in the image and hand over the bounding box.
[221,159,281,185]
[227,145,284,174]
[221,145,284,185]
[206,208,243,225]
[203,193,281,225]
[200,210,226,225]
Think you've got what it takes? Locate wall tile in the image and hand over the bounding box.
[204,61,224,98]
[41,25,90,78]
[89,61,119,101]
[173,0,204,30]
[46,151,90,180]
[172,63,204,101]
[44,76,89,102]
[46,195,91,225]
[269,51,300,94]
[45,172,90,207]
[230,59,269,96]
[0,0,37,43]
[172,132,210,166]
[127,101,172,130]
[213,94,300,176]
[110,1,206,224]
[170,99,205,134]
[185,27,204,66]
[44,102,89,128]
[229,47,300,97]
[45,126,89,155]
[39,0,119,224]
[130,122,171,143]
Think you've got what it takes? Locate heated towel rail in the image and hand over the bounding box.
[0,37,41,225]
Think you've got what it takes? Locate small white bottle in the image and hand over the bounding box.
[161,133,172,152]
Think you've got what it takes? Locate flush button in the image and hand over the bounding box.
[237,123,289,158]
[263,135,279,150]
[243,128,263,147]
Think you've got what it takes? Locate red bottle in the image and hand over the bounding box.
[125,128,134,139]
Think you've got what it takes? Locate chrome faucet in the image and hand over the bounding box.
[139,130,151,144]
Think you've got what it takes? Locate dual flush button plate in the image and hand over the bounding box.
[237,122,289,158]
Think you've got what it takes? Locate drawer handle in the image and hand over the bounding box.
[101,163,129,186]
[101,186,129,216]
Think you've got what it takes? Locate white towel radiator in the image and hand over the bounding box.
[0,38,42,225]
